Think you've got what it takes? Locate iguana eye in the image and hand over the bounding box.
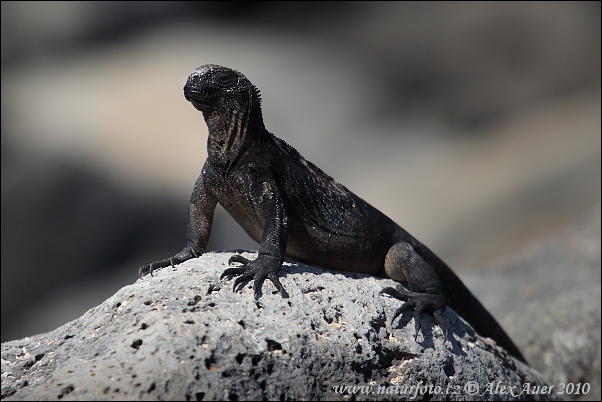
[214,73,236,87]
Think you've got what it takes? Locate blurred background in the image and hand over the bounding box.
[1,1,600,342]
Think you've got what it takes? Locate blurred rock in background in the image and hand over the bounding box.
[1,2,600,342]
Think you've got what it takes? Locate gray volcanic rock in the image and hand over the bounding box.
[495,206,601,401]
[457,205,601,401]
[2,252,551,401]
[509,286,601,402]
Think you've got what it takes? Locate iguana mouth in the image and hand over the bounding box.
[184,87,207,103]
[184,87,214,111]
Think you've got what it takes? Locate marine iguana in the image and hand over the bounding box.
[139,64,526,363]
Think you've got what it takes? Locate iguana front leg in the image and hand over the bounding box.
[221,179,289,299]
[380,242,448,339]
[139,166,217,277]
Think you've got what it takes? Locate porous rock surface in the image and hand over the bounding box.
[2,252,552,401]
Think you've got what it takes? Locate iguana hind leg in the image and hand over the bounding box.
[380,242,448,339]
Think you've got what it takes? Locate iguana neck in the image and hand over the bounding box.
[203,94,265,169]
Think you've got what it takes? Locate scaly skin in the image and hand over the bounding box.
[139,64,526,363]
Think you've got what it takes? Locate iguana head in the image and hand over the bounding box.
[184,64,260,115]
[184,65,266,167]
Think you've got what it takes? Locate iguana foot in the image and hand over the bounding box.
[139,246,200,277]
[221,254,288,299]
[380,285,447,339]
